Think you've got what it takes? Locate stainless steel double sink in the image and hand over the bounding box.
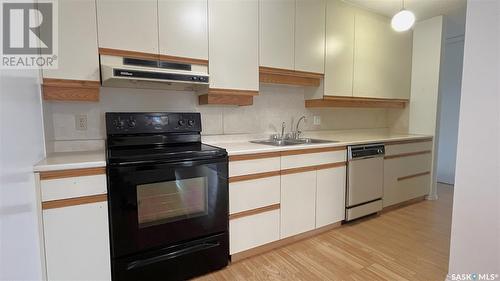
[250,138,337,147]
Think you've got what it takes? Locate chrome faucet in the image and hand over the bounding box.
[294,116,307,140]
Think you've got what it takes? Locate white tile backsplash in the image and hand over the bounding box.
[42,84,391,152]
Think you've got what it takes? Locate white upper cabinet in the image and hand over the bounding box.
[208,0,259,91]
[353,10,412,99]
[42,0,99,81]
[324,0,355,97]
[96,0,158,54]
[158,0,208,60]
[295,0,326,74]
[385,27,412,99]
[259,0,295,70]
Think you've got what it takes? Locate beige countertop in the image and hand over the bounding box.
[34,130,432,172]
[34,150,106,172]
[204,131,433,156]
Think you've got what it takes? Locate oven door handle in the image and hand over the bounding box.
[126,241,221,270]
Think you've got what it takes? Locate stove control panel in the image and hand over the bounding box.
[106,112,201,135]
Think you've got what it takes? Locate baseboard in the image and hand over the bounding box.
[381,196,427,213]
[230,222,341,263]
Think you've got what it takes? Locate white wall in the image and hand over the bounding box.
[448,0,500,276]
[436,38,464,185]
[436,5,467,185]
[42,84,389,150]
[0,69,46,280]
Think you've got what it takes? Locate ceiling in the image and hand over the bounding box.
[344,0,467,22]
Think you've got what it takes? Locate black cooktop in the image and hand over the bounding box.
[105,112,227,165]
[107,143,227,165]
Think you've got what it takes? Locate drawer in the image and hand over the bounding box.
[41,174,107,202]
[397,172,431,201]
[385,141,433,156]
[229,209,280,254]
[385,153,432,179]
[229,157,280,177]
[281,149,346,170]
[229,176,280,214]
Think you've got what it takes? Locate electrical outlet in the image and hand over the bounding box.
[313,115,321,125]
[75,114,88,131]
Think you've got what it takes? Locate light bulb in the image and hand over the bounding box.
[391,10,415,32]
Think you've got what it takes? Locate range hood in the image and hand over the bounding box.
[100,55,209,91]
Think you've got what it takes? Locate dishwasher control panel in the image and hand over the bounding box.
[348,144,385,160]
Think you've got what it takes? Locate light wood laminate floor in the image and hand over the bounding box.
[196,184,454,281]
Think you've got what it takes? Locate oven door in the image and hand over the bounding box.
[107,157,228,258]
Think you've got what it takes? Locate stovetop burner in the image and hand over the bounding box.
[105,112,227,165]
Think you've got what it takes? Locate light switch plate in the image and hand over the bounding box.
[75,114,88,131]
[313,115,321,125]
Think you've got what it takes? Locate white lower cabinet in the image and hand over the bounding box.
[229,209,280,255]
[383,154,432,207]
[229,176,280,214]
[280,171,317,238]
[316,167,346,228]
[383,141,433,207]
[43,202,111,281]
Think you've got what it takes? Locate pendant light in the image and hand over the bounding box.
[391,0,415,32]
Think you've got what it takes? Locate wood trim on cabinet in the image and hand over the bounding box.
[159,54,208,65]
[305,96,408,109]
[229,203,280,220]
[42,78,100,102]
[231,221,341,262]
[198,94,253,106]
[259,67,323,87]
[42,194,107,210]
[260,73,321,87]
[99,48,209,65]
[229,152,281,162]
[39,167,106,180]
[208,88,259,96]
[281,161,346,175]
[259,67,324,79]
[98,47,159,60]
[397,171,431,181]
[384,137,434,145]
[280,146,346,156]
[384,150,432,160]
[229,170,281,183]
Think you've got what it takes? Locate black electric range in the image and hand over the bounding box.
[105,112,228,281]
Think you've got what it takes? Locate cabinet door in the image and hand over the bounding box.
[383,154,432,207]
[386,29,412,99]
[96,0,158,54]
[208,0,259,91]
[280,171,316,238]
[259,0,295,69]
[43,202,111,281]
[353,11,391,99]
[316,166,346,228]
[353,11,412,99]
[295,0,326,74]
[324,0,354,97]
[158,0,208,60]
[42,0,99,81]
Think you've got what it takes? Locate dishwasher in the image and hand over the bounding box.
[345,143,385,221]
